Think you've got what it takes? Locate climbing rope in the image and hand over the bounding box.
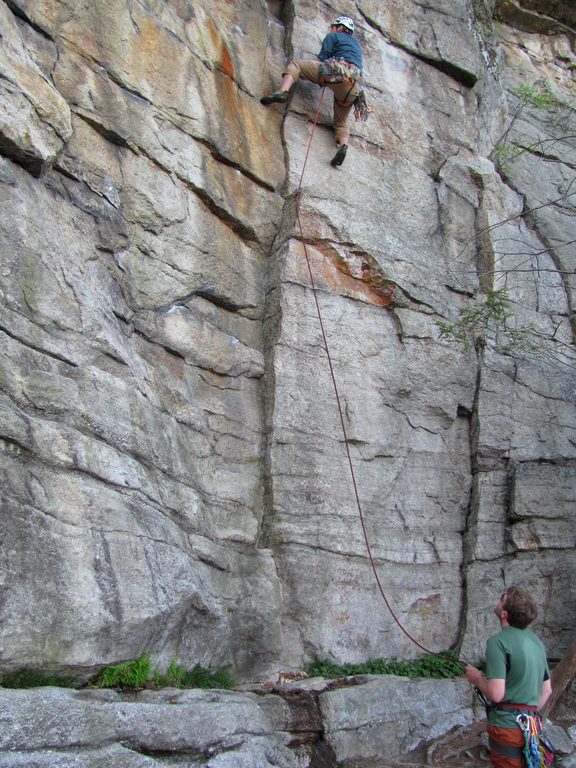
[292,90,444,658]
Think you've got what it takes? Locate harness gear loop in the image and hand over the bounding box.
[517,713,545,768]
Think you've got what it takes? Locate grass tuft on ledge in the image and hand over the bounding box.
[93,655,235,691]
[306,651,463,680]
[1,657,235,691]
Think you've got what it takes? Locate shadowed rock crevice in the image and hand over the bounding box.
[496,0,576,35]
[5,0,54,39]
[359,7,480,88]
[0,133,46,177]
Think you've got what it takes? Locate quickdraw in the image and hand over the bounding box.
[516,714,555,767]
[353,88,373,121]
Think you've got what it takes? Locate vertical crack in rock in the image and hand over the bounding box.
[505,178,576,346]
[258,0,295,554]
[259,200,295,551]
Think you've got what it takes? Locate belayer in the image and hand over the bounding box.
[465,586,553,768]
[260,15,366,167]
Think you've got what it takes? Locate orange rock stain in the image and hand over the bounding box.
[205,16,278,183]
[207,17,235,78]
[291,242,396,307]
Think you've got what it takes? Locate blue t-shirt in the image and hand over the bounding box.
[318,31,363,72]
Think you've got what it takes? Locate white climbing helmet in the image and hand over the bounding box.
[333,15,355,33]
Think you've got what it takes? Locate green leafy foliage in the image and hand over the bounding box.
[436,287,517,351]
[153,661,235,690]
[97,654,153,689]
[1,656,236,692]
[512,82,562,111]
[93,655,235,690]
[0,669,76,689]
[491,142,523,170]
[492,80,570,171]
[307,651,463,680]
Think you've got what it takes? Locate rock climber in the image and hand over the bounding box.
[465,586,552,768]
[260,15,364,167]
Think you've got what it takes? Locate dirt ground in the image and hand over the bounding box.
[339,721,489,768]
[340,717,574,768]
[390,721,490,767]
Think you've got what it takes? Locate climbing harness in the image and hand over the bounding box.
[318,58,372,117]
[478,700,556,767]
[293,89,441,658]
[318,57,361,85]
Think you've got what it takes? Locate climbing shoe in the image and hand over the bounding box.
[260,91,289,105]
[331,144,348,167]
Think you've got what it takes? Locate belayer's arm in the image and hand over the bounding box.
[539,678,552,710]
[465,664,506,703]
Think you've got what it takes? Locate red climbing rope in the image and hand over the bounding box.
[293,90,441,658]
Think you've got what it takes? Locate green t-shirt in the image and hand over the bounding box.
[485,626,549,728]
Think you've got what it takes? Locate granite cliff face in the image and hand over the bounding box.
[0,0,574,684]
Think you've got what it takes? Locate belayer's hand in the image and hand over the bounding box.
[465,664,482,686]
